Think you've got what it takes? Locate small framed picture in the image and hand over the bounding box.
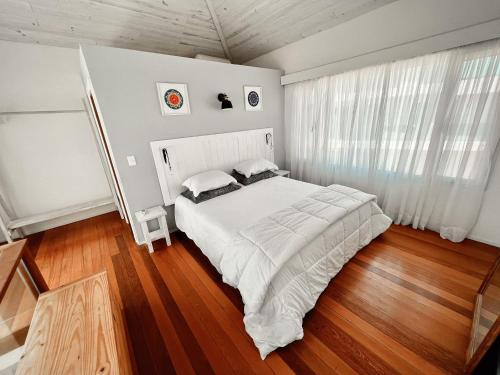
[156,82,191,116]
[244,86,263,111]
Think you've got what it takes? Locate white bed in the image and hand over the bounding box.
[151,129,392,358]
[175,175,391,359]
[175,176,321,272]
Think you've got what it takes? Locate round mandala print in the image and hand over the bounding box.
[248,91,260,107]
[164,89,184,110]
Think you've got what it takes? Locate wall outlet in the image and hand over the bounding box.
[127,156,136,166]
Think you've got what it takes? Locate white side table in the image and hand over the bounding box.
[275,170,291,178]
[135,206,171,253]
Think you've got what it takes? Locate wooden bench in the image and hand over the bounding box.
[16,271,132,375]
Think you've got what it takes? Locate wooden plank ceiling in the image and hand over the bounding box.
[0,0,395,63]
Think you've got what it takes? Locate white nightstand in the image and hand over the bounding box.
[135,205,171,253]
[275,170,291,178]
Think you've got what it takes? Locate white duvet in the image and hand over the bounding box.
[176,179,391,359]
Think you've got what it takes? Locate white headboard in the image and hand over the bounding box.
[151,128,274,205]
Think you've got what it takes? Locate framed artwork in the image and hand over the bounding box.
[244,86,263,111]
[156,82,190,115]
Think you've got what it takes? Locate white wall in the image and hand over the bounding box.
[246,0,500,246]
[0,41,113,241]
[0,41,85,113]
[246,0,500,84]
[81,45,284,244]
[470,152,500,247]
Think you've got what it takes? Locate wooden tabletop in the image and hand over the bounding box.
[16,271,129,375]
[0,239,26,302]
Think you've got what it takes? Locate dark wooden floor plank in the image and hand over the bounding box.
[356,252,474,311]
[380,232,491,278]
[158,245,263,375]
[306,310,397,375]
[318,296,444,374]
[153,249,249,374]
[364,242,480,301]
[169,236,294,374]
[24,231,44,258]
[326,282,463,373]
[137,243,215,375]
[177,232,245,313]
[388,225,498,261]
[32,212,499,375]
[290,339,337,374]
[112,235,176,375]
[278,347,316,375]
[111,251,158,375]
[352,257,472,318]
[343,262,470,336]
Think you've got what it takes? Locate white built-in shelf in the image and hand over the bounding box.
[8,197,114,230]
[0,109,85,116]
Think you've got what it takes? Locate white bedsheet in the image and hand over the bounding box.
[175,177,321,271]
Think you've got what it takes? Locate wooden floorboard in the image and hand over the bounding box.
[116,234,177,374]
[137,243,214,374]
[31,211,499,374]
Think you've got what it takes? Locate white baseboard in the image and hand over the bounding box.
[467,234,500,248]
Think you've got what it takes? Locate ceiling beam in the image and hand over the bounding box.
[204,0,232,61]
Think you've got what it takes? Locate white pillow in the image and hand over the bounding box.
[182,170,236,197]
[234,158,278,178]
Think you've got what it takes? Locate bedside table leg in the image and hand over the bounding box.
[159,216,171,246]
[140,222,154,253]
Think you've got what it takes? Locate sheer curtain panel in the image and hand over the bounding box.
[285,39,500,242]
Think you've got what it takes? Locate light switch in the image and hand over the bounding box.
[127,156,136,166]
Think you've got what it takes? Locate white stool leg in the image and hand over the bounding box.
[159,215,171,246]
[140,221,153,253]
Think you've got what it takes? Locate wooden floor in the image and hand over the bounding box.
[29,211,499,374]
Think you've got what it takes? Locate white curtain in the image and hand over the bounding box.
[285,39,500,242]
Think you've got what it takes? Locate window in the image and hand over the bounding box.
[286,39,500,241]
